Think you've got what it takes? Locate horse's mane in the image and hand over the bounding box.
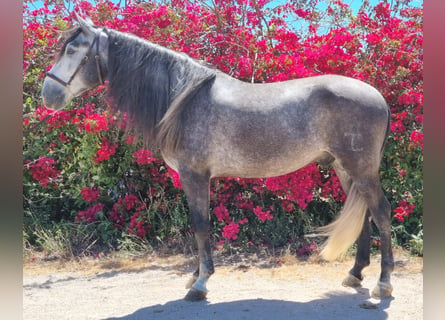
[104,28,216,155]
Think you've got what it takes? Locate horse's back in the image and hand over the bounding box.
[207,72,389,148]
[176,73,389,178]
[210,73,387,114]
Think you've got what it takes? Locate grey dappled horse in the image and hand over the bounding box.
[41,16,394,301]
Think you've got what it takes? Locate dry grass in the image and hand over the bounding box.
[23,247,422,280]
[23,250,194,276]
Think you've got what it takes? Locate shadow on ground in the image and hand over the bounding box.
[105,291,393,320]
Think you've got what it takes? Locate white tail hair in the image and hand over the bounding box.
[318,183,367,261]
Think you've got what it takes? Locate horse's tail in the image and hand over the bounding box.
[318,183,367,261]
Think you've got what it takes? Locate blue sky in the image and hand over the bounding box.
[27,0,422,13]
[25,0,422,38]
[26,0,422,32]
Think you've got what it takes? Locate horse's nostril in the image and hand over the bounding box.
[41,79,67,109]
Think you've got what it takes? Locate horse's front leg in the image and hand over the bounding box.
[179,168,214,301]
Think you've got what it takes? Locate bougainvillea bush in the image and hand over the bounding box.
[23,0,423,257]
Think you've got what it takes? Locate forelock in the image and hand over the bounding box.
[56,27,83,60]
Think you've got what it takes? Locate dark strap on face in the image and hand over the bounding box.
[46,31,104,87]
[95,31,104,85]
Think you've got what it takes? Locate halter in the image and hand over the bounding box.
[46,30,104,87]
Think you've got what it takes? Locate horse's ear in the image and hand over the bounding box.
[75,11,96,36]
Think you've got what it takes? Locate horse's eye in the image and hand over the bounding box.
[66,47,76,56]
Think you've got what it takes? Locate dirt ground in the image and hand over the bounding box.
[23,249,423,320]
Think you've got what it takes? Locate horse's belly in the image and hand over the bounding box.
[209,148,327,179]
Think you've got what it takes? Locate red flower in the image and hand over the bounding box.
[398,168,407,177]
[94,138,117,163]
[123,194,140,211]
[75,203,104,223]
[84,113,109,132]
[127,211,148,238]
[80,186,100,203]
[296,242,319,257]
[27,157,61,187]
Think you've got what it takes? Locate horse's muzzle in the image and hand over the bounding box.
[41,78,69,109]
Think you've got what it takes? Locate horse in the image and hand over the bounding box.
[41,16,394,302]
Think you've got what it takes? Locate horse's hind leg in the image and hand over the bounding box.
[332,162,372,288]
[179,168,214,301]
[355,177,394,298]
[342,213,372,287]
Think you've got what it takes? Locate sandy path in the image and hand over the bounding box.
[23,251,423,320]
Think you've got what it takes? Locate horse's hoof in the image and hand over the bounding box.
[184,288,207,301]
[371,281,393,299]
[342,274,362,288]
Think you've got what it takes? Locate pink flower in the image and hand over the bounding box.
[296,242,319,257]
[253,206,273,222]
[133,149,154,165]
[390,119,406,134]
[414,115,423,124]
[214,203,230,223]
[281,200,295,212]
[409,131,423,148]
[292,8,311,19]
[393,200,415,222]
[264,164,320,210]
[222,221,240,242]
[59,132,70,142]
[167,167,182,189]
[125,135,135,144]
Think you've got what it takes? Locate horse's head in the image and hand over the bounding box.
[41,14,108,109]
